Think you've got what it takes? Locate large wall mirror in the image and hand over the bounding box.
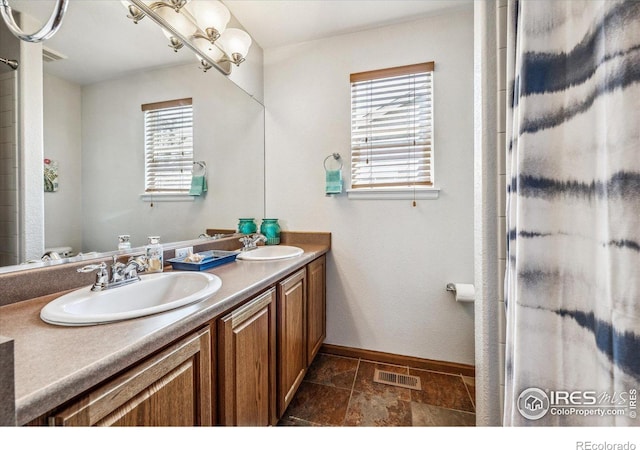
[1,1,265,271]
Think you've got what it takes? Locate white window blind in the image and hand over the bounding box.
[350,62,434,189]
[142,98,193,193]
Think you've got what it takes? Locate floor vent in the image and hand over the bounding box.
[373,369,422,390]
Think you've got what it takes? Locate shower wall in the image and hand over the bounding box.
[0,70,18,266]
[496,0,507,418]
[473,0,505,426]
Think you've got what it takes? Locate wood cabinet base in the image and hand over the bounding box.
[277,269,307,417]
[217,288,277,426]
[49,327,212,426]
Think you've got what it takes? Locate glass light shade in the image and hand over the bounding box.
[190,36,225,62]
[156,5,197,37]
[185,0,230,35]
[217,28,251,59]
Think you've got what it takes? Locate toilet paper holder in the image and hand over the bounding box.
[445,282,475,303]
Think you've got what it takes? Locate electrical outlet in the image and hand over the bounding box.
[175,247,192,259]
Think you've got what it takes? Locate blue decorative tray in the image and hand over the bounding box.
[167,250,239,271]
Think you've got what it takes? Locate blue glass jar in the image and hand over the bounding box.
[238,218,257,234]
[260,219,280,245]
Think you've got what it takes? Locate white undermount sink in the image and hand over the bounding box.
[40,272,222,326]
[236,245,304,261]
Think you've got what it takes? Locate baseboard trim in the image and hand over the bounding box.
[320,344,475,378]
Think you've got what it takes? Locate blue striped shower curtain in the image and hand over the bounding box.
[504,0,640,426]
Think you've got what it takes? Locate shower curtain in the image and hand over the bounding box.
[504,0,640,426]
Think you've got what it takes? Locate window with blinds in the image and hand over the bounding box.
[142,98,193,193]
[350,62,434,189]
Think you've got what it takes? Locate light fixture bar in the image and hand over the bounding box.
[128,0,232,75]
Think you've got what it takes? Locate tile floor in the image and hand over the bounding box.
[278,353,476,427]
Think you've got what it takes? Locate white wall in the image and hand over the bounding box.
[264,7,475,364]
[43,73,83,254]
[81,63,264,252]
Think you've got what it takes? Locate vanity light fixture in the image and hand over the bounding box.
[121,0,252,75]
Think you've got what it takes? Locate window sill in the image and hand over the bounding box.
[140,193,195,202]
[346,187,440,200]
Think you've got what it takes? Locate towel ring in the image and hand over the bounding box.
[324,153,343,171]
[1,0,68,43]
[193,161,206,175]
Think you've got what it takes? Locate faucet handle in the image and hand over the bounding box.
[77,262,107,273]
[127,255,148,272]
[239,233,267,251]
[41,251,61,261]
[78,262,110,291]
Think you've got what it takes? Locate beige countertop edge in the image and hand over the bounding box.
[4,244,328,425]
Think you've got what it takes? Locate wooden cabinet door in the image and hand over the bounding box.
[307,255,326,364]
[218,288,276,426]
[49,327,212,426]
[277,269,307,417]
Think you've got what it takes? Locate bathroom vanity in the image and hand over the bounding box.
[0,232,329,426]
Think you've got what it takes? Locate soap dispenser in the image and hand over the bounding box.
[145,236,163,272]
[118,234,131,251]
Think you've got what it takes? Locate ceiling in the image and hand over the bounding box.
[222,0,473,49]
[7,0,472,85]
[11,0,196,85]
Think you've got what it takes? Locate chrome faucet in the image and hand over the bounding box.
[239,233,267,251]
[41,251,61,261]
[78,255,148,291]
[111,255,148,283]
[202,232,235,240]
